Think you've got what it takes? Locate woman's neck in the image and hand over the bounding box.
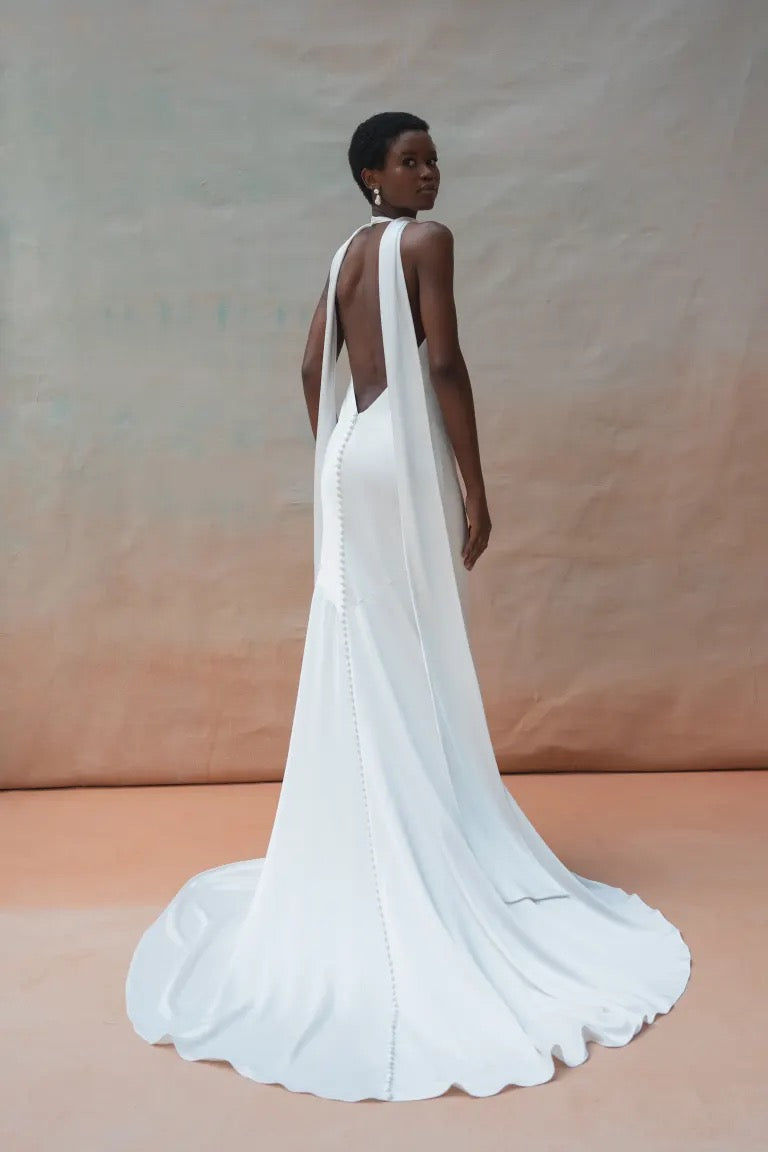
[370,211,417,222]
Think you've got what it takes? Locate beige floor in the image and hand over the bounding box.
[1,771,766,1152]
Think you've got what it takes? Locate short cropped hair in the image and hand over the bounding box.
[347,112,430,203]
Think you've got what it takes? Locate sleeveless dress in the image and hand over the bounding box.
[125,217,691,1102]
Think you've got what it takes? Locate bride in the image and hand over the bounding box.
[126,111,691,1102]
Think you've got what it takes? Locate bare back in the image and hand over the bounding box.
[335,223,426,415]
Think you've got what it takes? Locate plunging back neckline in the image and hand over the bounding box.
[350,337,428,417]
[338,217,425,416]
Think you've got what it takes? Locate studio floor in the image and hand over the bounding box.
[1,770,765,1152]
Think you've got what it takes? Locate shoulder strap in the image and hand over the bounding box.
[378,219,571,903]
[313,225,369,576]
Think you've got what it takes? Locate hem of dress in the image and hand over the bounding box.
[131,931,689,1101]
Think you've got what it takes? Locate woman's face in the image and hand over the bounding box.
[364,130,440,214]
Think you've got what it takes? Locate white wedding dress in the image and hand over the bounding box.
[125,216,691,1102]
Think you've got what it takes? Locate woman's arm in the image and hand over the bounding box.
[414,223,492,570]
[301,274,345,441]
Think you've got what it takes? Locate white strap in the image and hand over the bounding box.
[313,223,370,577]
[378,220,572,903]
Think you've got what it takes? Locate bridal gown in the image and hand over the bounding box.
[125,216,691,1102]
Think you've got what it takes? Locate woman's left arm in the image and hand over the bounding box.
[301,275,345,440]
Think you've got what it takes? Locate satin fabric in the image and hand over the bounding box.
[125,218,691,1102]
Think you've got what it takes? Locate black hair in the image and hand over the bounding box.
[347,111,430,204]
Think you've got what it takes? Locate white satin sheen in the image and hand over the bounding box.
[125,218,691,1101]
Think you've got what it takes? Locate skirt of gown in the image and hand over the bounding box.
[125,353,691,1102]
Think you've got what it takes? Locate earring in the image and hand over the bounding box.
[373,187,382,206]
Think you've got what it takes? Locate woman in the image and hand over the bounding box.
[126,112,691,1102]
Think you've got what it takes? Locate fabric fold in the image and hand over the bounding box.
[377,218,571,903]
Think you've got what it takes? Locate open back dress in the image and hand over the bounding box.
[125,216,691,1102]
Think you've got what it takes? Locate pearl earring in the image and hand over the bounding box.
[373,187,382,206]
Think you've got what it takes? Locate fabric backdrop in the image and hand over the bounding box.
[2,0,767,787]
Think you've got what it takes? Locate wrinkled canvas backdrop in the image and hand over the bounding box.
[2,1,767,787]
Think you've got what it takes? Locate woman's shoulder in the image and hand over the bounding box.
[401,219,454,260]
[404,218,453,240]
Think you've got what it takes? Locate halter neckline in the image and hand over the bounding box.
[369,214,415,225]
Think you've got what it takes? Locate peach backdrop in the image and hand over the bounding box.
[2,1,767,787]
